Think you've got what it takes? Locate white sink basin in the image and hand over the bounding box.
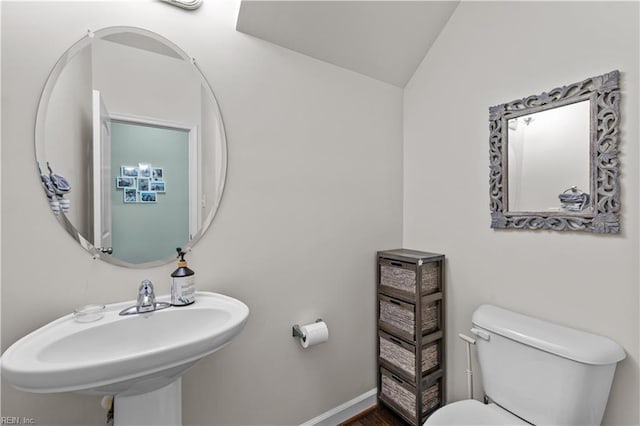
[1,292,249,397]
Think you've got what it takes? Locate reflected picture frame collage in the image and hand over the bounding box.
[116,164,166,203]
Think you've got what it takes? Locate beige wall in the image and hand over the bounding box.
[0,1,402,425]
[4,1,639,425]
[403,2,639,425]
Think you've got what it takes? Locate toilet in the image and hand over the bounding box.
[425,304,626,426]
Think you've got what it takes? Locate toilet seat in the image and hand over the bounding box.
[424,399,529,425]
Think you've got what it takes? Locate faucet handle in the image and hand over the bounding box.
[139,279,155,296]
[137,280,156,312]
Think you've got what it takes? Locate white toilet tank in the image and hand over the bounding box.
[472,305,625,426]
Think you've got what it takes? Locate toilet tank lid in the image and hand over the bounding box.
[472,304,626,365]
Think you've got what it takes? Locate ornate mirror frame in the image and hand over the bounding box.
[489,70,620,233]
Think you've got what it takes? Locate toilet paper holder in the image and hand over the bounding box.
[292,319,323,341]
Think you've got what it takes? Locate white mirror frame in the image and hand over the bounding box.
[489,70,620,233]
[35,26,228,267]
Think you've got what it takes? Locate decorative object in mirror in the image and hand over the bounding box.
[489,70,620,233]
[35,27,227,266]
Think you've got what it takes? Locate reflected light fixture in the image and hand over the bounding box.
[160,0,203,10]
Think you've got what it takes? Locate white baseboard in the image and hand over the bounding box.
[300,388,377,426]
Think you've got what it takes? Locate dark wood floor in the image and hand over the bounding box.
[340,404,408,426]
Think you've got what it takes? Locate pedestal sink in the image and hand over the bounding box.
[1,292,249,426]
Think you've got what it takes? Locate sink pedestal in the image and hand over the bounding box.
[115,378,182,426]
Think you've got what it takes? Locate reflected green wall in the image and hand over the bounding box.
[110,121,189,264]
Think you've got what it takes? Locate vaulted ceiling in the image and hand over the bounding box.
[236,1,459,88]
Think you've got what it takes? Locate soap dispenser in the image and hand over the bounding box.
[171,248,195,306]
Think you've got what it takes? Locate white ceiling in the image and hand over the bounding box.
[236,1,459,88]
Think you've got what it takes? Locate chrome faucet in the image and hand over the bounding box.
[119,280,171,316]
[137,280,156,313]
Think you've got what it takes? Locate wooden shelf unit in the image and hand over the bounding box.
[377,249,446,425]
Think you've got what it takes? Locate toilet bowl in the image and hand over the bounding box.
[425,400,527,425]
[424,304,625,426]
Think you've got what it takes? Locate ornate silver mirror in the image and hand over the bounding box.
[35,27,227,267]
[489,70,620,233]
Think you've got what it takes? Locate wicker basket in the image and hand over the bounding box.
[381,369,417,420]
[422,302,439,334]
[422,342,440,374]
[380,368,442,422]
[380,262,415,294]
[379,261,440,297]
[379,296,441,341]
[421,263,439,294]
[422,382,441,413]
[379,332,441,378]
[379,296,414,337]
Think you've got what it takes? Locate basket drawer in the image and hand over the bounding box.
[379,367,443,423]
[379,331,442,380]
[379,260,440,299]
[379,295,414,340]
[379,294,442,341]
[422,296,441,335]
[420,262,440,295]
[422,377,442,414]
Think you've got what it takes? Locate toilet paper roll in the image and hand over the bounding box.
[299,321,329,348]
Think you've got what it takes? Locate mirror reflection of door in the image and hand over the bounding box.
[108,120,193,264]
[92,90,113,252]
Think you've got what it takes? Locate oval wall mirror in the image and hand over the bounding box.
[35,27,227,267]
